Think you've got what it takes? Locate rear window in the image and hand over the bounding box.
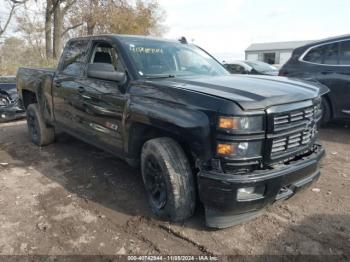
[225,64,246,74]
[303,46,325,64]
[61,39,90,75]
[339,40,350,65]
[323,43,339,65]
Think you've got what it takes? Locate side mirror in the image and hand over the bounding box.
[87,63,126,82]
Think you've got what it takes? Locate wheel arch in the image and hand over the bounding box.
[125,122,200,169]
[22,89,38,109]
[322,93,334,119]
[21,76,54,124]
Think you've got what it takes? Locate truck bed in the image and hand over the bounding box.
[17,67,55,95]
[16,67,56,121]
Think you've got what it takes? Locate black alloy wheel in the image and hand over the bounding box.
[143,155,167,210]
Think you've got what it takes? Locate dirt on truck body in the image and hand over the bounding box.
[16,34,328,228]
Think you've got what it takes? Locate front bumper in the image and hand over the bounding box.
[198,145,325,228]
[0,100,26,123]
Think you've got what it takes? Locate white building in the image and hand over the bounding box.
[245,40,313,66]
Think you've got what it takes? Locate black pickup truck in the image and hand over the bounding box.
[17,35,327,228]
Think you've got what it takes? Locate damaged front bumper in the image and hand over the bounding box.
[198,145,325,228]
[0,99,26,123]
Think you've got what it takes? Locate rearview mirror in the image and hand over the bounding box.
[87,63,126,83]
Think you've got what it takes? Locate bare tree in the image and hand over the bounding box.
[0,0,28,36]
[45,0,53,58]
[51,0,77,58]
[68,0,166,37]
[16,13,46,60]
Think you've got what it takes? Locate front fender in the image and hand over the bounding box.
[124,95,213,161]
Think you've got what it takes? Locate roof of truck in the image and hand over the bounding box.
[68,34,180,44]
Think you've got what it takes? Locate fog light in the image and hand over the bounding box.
[1,114,5,119]
[217,143,235,155]
[237,185,265,201]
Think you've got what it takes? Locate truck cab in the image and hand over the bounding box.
[17,35,327,228]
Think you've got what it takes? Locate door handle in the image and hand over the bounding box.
[78,86,85,93]
[55,81,62,87]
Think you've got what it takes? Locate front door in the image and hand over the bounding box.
[75,39,128,154]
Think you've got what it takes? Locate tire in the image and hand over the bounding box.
[26,103,55,146]
[320,98,331,126]
[141,137,196,222]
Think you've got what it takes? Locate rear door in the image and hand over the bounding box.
[301,42,342,115]
[52,38,91,135]
[304,40,350,118]
[334,40,350,116]
[74,38,128,154]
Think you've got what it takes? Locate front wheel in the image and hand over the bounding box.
[141,137,196,222]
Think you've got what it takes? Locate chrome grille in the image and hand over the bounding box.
[271,126,316,154]
[273,106,319,131]
[268,100,322,162]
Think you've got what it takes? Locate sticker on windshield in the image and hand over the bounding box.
[129,46,164,54]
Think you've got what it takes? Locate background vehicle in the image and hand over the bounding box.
[17,35,326,228]
[279,35,350,125]
[224,60,279,76]
[0,76,25,122]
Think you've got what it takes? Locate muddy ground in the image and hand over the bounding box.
[0,120,349,257]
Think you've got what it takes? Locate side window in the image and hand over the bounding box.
[323,43,339,65]
[339,40,350,65]
[226,64,246,74]
[61,40,89,76]
[303,46,325,64]
[90,42,125,72]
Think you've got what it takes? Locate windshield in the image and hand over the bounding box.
[122,38,230,78]
[245,61,277,72]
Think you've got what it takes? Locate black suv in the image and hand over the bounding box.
[280,35,350,124]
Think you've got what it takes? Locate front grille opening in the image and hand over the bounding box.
[273,105,321,132]
[222,163,261,175]
[273,145,318,166]
[271,127,316,154]
[269,101,321,163]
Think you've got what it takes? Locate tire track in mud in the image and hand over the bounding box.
[123,216,162,254]
[157,223,216,255]
[121,216,215,255]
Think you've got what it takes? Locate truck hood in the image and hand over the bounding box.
[155,75,329,110]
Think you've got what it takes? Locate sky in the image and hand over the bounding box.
[1,0,349,61]
[158,0,350,61]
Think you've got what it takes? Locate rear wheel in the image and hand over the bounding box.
[141,137,195,222]
[26,103,55,146]
[320,98,331,126]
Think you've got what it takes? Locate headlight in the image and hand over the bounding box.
[0,97,8,107]
[314,100,322,120]
[218,116,263,132]
[217,141,262,159]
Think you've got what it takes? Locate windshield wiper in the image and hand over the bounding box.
[144,74,176,79]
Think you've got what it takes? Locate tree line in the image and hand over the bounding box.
[0,0,166,75]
